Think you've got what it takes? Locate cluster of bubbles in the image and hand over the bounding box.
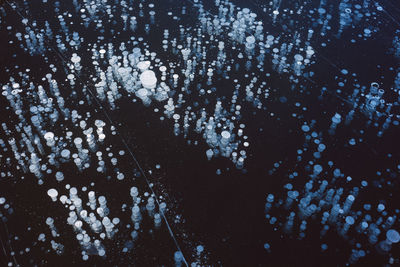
[46,184,168,260]
[0,0,400,265]
[263,107,400,265]
[265,155,400,264]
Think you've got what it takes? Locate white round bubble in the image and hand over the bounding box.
[140,70,157,89]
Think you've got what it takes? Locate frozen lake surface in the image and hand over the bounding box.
[1,0,400,266]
